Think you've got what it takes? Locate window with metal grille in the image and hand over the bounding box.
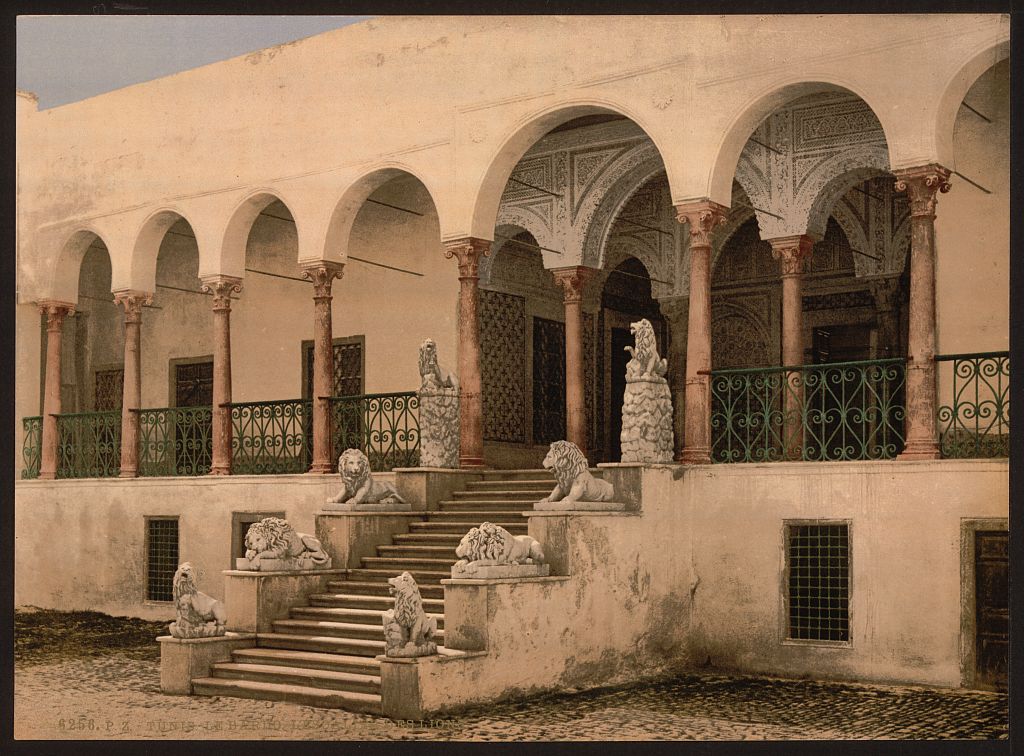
[94,368,124,411]
[786,522,850,642]
[303,338,364,399]
[532,317,566,445]
[146,517,179,602]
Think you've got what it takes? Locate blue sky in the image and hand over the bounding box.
[17,15,369,109]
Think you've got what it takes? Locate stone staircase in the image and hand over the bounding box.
[191,469,557,714]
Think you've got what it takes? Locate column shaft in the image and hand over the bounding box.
[552,267,594,455]
[302,263,344,474]
[201,276,242,475]
[115,291,152,477]
[38,302,75,479]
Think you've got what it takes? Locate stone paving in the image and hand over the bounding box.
[14,652,1008,741]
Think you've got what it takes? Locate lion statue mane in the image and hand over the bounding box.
[244,517,329,569]
[326,448,405,506]
[168,562,227,639]
[540,440,615,504]
[454,521,545,573]
[418,338,457,392]
[382,571,437,657]
[625,318,668,380]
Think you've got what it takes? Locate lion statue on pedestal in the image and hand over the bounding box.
[243,517,330,570]
[453,521,545,574]
[168,562,227,639]
[418,338,457,391]
[625,318,668,380]
[326,448,406,506]
[539,440,615,504]
[382,571,437,657]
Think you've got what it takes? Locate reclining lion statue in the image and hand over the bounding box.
[539,439,615,504]
[327,448,406,507]
[453,521,545,575]
[243,516,330,570]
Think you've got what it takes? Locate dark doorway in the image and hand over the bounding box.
[975,530,1008,691]
[532,317,566,445]
[608,327,632,460]
[173,360,213,474]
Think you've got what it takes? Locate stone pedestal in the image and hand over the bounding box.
[450,562,551,579]
[621,376,674,463]
[534,499,628,512]
[418,388,460,469]
[223,568,345,632]
[316,512,423,568]
[233,555,333,571]
[323,498,413,512]
[158,632,256,695]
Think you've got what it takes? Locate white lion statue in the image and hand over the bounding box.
[243,517,330,570]
[326,448,406,506]
[168,562,227,638]
[539,440,615,504]
[625,318,668,381]
[418,338,457,392]
[382,571,438,657]
[453,521,545,575]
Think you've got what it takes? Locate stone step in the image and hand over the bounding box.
[377,544,458,559]
[307,592,445,611]
[231,647,380,675]
[450,489,549,500]
[210,662,381,694]
[346,568,451,584]
[425,510,529,522]
[437,500,537,512]
[361,556,456,571]
[191,676,381,714]
[290,605,445,629]
[409,520,527,534]
[273,618,446,643]
[477,469,554,480]
[325,580,444,599]
[257,632,385,657]
[466,479,557,491]
[392,533,465,546]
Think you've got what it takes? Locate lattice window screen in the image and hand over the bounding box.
[305,341,364,398]
[480,290,527,443]
[532,316,566,445]
[146,518,179,602]
[94,369,124,411]
[787,523,850,642]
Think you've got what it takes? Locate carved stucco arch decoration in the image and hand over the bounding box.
[710,204,756,276]
[320,163,444,267]
[800,147,891,240]
[127,207,196,295]
[480,222,552,288]
[829,198,874,278]
[711,301,773,369]
[890,214,912,278]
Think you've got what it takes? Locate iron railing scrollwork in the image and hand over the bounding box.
[22,416,42,479]
[55,411,122,478]
[328,392,420,470]
[137,406,213,476]
[228,399,312,475]
[710,358,906,463]
[936,352,1009,459]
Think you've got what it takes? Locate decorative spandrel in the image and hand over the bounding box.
[481,290,526,443]
[533,316,566,445]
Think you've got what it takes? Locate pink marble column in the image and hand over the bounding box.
[200,275,242,475]
[769,235,814,460]
[674,201,729,464]
[552,266,595,456]
[38,300,75,480]
[444,238,490,468]
[302,262,345,474]
[894,164,951,460]
[114,290,153,477]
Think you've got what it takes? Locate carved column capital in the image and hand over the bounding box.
[675,200,729,248]
[550,266,596,304]
[200,275,243,311]
[113,290,154,323]
[768,235,816,277]
[444,237,491,278]
[37,300,75,331]
[893,164,952,218]
[301,261,345,299]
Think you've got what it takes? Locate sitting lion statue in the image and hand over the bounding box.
[244,517,330,570]
[453,521,545,574]
[418,338,457,392]
[327,448,406,506]
[625,318,668,380]
[168,562,226,639]
[382,571,437,657]
[539,440,615,504]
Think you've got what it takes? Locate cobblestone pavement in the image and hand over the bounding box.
[14,653,1007,741]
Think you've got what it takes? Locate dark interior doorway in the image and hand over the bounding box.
[974,530,1008,691]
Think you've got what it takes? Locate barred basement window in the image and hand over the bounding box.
[146,517,179,602]
[786,522,850,642]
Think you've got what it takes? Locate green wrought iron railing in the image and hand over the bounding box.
[328,391,420,471]
[228,399,313,475]
[22,416,42,479]
[710,358,906,463]
[55,410,122,478]
[137,406,214,476]
[936,351,1009,459]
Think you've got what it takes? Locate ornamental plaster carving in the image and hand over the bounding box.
[200,275,243,310]
[113,290,153,322]
[711,304,772,370]
[417,338,460,469]
[382,571,438,657]
[168,562,226,639]
[620,318,674,463]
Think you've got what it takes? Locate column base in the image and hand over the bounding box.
[459,457,486,469]
[119,469,138,479]
[677,448,711,465]
[897,445,941,461]
[38,471,56,481]
[306,464,334,475]
[208,466,232,476]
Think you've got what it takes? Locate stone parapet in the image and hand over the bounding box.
[223,568,346,633]
[315,512,424,569]
[158,632,256,695]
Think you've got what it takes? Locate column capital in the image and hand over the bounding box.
[893,164,952,217]
[113,290,154,323]
[300,261,345,298]
[37,300,75,331]
[444,237,491,278]
[768,235,816,277]
[200,275,243,311]
[550,266,596,304]
[674,200,729,248]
